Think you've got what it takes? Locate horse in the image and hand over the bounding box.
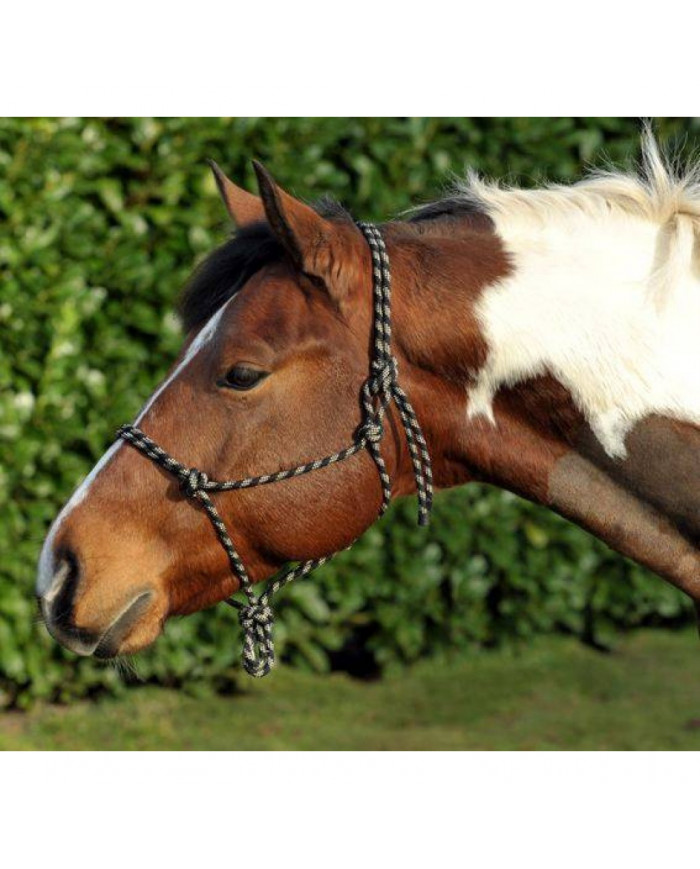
[36,129,700,670]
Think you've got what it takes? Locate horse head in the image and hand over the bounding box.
[36,163,446,657]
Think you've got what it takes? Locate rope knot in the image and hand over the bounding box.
[359,418,384,445]
[239,602,274,631]
[237,603,275,678]
[370,358,398,392]
[179,467,209,499]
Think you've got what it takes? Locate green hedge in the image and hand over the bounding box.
[1,118,697,706]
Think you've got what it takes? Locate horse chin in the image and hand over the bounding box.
[96,625,163,659]
[70,590,168,660]
[93,595,165,659]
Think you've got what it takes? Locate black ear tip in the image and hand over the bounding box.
[252,159,274,188]
[207,159,227,181]
[207,159,230,197]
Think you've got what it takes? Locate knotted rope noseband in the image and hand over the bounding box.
[117,222,433,677]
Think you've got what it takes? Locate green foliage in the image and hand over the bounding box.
[1,117,697,706]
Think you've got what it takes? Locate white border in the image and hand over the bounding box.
[2,752,698,867]
[1,2,698,115]
[3,4,700,864]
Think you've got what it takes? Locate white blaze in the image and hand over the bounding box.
[36,299,232,596]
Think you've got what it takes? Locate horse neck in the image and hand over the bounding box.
[383,208,700,504]
[373,200,700,608]
[383,220,516,495]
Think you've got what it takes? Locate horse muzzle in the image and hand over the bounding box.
[37,550,155,658]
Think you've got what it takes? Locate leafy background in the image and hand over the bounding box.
[2,117,698,707]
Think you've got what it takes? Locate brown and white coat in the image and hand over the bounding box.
[37,132,700,658]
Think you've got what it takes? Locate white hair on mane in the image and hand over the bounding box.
[457,125,700,228]
[462,126,700,460]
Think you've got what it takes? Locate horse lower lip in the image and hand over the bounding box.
[93,592,152,659]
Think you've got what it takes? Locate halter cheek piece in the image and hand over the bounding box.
[117,222,433,677]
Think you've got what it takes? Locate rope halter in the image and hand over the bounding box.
[117,221,433,677]
[179,468,210,499]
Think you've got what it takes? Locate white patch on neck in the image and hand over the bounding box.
[468,209,700,459]
[36,299,231,595]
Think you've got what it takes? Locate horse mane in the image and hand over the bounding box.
[405,196,488,224]
[454,126,700,228]
[179,188,488,332]
[181,128,699,333]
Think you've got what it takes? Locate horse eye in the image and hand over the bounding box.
[220,365,268,391]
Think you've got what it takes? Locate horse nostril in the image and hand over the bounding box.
[41,549,81,627]
[39,548,100,654]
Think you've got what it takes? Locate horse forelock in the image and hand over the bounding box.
[178,198,354,333]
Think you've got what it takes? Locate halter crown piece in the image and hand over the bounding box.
[117,222,433,677]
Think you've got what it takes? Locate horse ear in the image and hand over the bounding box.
[252,160,358,297]
[208,160,266,227]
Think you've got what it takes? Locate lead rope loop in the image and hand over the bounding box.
[236,602,275,678]
[117,221,433,678]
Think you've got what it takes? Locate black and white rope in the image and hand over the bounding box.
[117,221,433,678]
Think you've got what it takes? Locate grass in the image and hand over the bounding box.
[3,628,700,750]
